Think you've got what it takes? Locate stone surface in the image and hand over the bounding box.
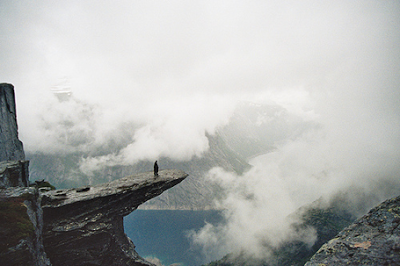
[0,83,28,188]
[0,83,25,161]
[41,169,188,266]
[305,195,400,266]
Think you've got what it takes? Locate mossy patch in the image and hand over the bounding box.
[0,198,35,252]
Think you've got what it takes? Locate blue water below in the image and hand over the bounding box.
[124,210,223,266]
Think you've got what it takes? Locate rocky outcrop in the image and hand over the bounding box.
[41,170,187,266]
[305,195,400,265]
[1,169,188,266]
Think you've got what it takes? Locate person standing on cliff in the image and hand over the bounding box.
[154,160,159,176]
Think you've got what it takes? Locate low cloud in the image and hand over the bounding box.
[144,257,165,266]
[190,119,400,261]
[189,79,400,261]
[189,163,319,261]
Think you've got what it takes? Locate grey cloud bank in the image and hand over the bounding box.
[1,0,400,262]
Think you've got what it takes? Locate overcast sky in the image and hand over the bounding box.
[1,0,399,159]
[1,0,400,262]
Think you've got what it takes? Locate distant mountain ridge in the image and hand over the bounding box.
[219,102,317,159]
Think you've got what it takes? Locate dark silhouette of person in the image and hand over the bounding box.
[154,160,159,176]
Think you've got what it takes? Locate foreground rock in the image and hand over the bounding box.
[305,195,400,265]
[41,169,188,266]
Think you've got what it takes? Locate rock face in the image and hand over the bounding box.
[305,195,400,266]
[41,170,187,266]
[0,84,29,189]
[0,83,25,162]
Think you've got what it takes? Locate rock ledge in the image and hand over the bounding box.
[41,169,188,266]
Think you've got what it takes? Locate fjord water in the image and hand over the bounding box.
[124,210,223,266]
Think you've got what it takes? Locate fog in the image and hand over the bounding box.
[1,0,400,263]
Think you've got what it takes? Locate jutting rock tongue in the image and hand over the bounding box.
[0,83,29,188]
[41,170,188,266]
[0,83,25,161]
